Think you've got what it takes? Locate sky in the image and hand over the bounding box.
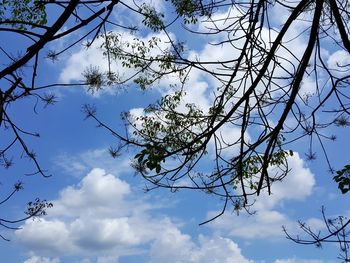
[1,1,350,263]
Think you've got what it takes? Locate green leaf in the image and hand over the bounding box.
[334,164,350,194]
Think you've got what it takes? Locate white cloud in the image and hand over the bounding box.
[208,209,293,239]
[59,40,107,83]
[59,30,174,96]
[207,152,316,239]
[327,50,350,77]
[256,152,315,210]
[149,225,194,262]
[70,217,141,249]
[50,168,131,217]
[16,168,252,263]
[189,236,253,263]
[17,219,72,255]
[23,256,60,263]
[96,255,119,263]
[16,168,154,258]
[150,233,253,263]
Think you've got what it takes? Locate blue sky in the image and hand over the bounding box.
[1,1,350,262]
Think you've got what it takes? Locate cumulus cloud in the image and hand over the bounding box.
[255,152,315,210]
[17,219,72,255]
[151,233,253,263]
[50,168,131,217]
[16,168,252,263]
[16,169,156,258]
[207,152,316,239]
[23,256,60,263]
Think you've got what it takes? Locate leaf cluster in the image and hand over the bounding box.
[334,165,350,194]
[0,0,47,29]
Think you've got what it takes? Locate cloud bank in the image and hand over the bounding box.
[16,168,253,262]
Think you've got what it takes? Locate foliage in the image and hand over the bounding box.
[0,0,47,29]
[334,165,350,194]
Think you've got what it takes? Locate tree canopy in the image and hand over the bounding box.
[1,0,350,258]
